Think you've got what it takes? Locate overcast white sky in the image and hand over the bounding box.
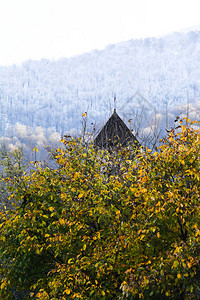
[0,0,200,66]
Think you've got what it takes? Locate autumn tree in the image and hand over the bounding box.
[121,119,200,299]
[0,140,137,299]
[0,119,200,299]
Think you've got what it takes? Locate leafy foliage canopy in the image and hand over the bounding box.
[0,119,200,299]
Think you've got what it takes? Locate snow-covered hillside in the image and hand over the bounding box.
[1,29,200,149]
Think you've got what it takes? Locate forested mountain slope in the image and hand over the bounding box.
[1,29,200,149]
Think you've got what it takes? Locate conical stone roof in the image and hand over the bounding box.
[94,109,139,149]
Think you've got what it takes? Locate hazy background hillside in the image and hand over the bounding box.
[1,29,200,152]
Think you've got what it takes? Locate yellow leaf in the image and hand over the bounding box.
[59,219,65,226]
[177,273,181,279]
[78,193,84,199]
[43,215,48,219]
[48,207,54,212]
[1,281,6,290]
[139,293,143,298]
[36,248,40,255]
[63,288,71,295]
[157,232,160,238]
[68,258,73,264]
[147,260,151,264]
[173,261,179,268]
[30,292,34,298]
[140,234,145,240]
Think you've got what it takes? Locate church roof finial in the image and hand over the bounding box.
[114,94,116,113]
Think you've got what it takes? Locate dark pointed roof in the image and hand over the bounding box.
[94,109,139,149]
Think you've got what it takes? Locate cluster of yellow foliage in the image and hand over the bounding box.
[0,119,200,299]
